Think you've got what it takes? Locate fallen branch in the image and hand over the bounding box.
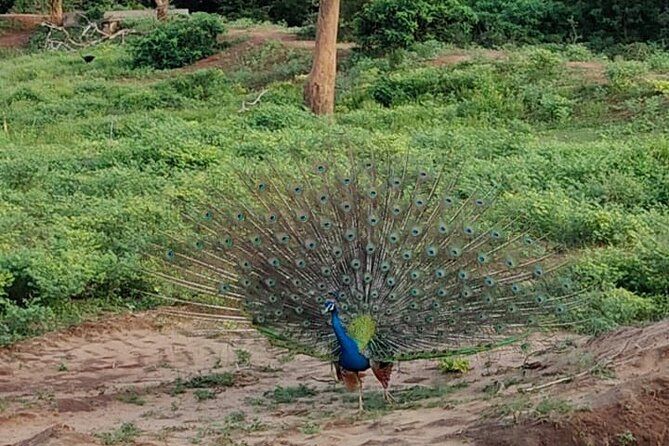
[239,89,268,112]
[518,359,613,394]
[38,17,136,51]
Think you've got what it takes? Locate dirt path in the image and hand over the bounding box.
[1,311,667,446]
[0,30,32,48]
[186,26,354,73]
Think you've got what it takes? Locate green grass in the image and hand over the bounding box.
[0,30,668,343]
[341,383,468,412]
[438,356,472,374]
[263,384,317,404]
[117,388,146,406]
[193,389,216,401]
[95,422,141,445]
[169,372,236,396]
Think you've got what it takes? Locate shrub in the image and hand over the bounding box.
[469,0,569,46]
[355,0,435,53]
[605,60,650,93]
[438,356,471,374]
[0,0,13,14]
[129,13,225,69]
[355,0,570,53]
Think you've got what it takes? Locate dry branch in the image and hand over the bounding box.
[239,89,269,112]
[38,14,136,51]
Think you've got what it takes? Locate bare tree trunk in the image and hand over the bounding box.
[49,0,63,27]
[155,0,169,22]
[304,0,340,115]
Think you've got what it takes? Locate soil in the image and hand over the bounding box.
[185,26,354,73]
[0,14,46,48]
[1,311,667,446]
[0,30,32,48]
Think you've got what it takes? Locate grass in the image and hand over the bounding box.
[616,431,637,446]
[263,384,317,404]
[117,388,146,406]
[534,398,574,417]
[169,372,236,397]
[95,422,141,445]
[194,389,216,401]
[183,372,236,388]
[341,383,469,412]
[0,24,668,344]
[234,349,251,367]
[189,410,268,444]
[438,356,472,374]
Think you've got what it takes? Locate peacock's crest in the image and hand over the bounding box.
[150,151,585,362]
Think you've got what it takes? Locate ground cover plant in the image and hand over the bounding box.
[0,18,668,344]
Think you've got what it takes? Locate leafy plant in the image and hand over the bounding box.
[194,389,216,401]
[129,13,225,69]
[438,356,472,374]
[95,422,141,445]
[235,349,251,367]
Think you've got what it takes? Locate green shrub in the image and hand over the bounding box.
[606,60,650,93]
[129,13,225,69]
[438,356,471,374]
[355,0,570,52]
[0,297,56,345]
[469,0,569,46]
[355,0,435,53]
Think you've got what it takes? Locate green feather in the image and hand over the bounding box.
[348,315,377,351]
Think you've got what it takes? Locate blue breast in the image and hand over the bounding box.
[331,311,370,372]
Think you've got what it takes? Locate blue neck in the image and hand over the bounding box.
[331,311,360,353]
[330,310,370,372]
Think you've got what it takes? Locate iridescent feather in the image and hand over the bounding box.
[146,151,587,405]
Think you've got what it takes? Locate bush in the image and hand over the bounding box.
[438,356,471,374]
[355,0,435,53]
[355,0,570,53]
[469,0,569,46]
[0,0,14,14]
[129,13,225,69]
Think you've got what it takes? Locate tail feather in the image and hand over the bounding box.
[147,151,588,362]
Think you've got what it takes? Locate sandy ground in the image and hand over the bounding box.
[1,311,667,446]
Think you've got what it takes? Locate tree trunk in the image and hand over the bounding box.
[49,0,63,27]
[155,0,169,22]
[304,0,340,115]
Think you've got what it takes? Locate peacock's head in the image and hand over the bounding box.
[322,299,337,315]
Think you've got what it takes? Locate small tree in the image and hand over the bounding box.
[156,0,169,22]
[304,0,340,115]
[50,0,64,27]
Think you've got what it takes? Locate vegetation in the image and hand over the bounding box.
[355,0,669,52]
[438,356,472,374]
[0,4,668,344]
[129,13,225,69]
[95,422,142,445]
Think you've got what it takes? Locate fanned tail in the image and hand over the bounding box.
[145,150,588,361]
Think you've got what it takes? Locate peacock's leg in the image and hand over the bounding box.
[383,388,396,404]
[357,374,364,412]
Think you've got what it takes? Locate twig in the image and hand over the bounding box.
[239,89,268,112]
[518,359,612,393]
[38,19,136,51]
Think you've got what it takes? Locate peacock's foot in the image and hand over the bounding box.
[383,389,397,404]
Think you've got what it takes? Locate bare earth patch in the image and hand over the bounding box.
[185,26,354,73]
[1,310,667,446]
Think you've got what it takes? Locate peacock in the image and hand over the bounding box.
[148,151,584,411]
